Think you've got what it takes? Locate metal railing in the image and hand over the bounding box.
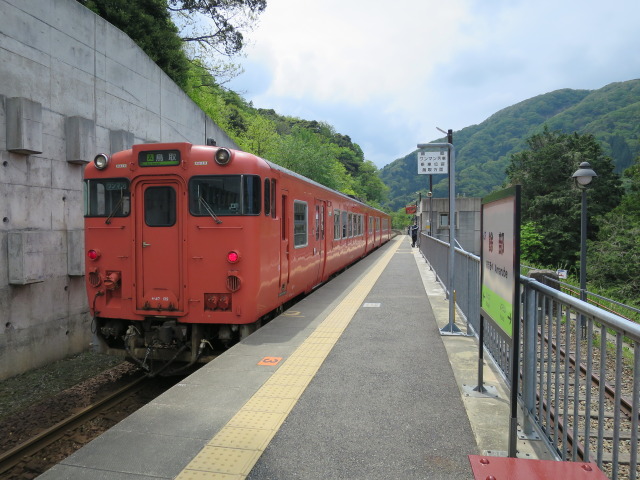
[419,233,640,480]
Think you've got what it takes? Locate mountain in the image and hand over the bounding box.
[380,79,640,211]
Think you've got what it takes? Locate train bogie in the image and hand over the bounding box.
[84,143,391,375]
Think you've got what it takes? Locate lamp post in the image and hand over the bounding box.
[572,161,597,314]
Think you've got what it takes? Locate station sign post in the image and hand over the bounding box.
[416,142,462,335]
[479,185,521,457]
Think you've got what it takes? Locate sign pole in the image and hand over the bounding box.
[417,142,462,335]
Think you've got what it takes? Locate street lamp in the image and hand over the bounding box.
[572,161,597,312]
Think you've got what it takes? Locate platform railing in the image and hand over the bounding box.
[418,233,640,480]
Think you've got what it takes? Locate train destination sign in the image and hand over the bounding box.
[417,149,449,175]
[139,149,181,167]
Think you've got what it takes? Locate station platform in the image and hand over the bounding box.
[39,235,529,480]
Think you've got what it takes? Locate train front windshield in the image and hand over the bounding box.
[84,179,130,218]
[189,175,261,216]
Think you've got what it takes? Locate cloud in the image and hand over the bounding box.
[229,0,640,168]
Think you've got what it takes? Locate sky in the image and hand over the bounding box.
[226,0,640,169]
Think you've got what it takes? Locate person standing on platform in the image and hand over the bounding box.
[410,223,418,247]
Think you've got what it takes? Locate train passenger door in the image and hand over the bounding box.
[135,179,184,312]
[314,200,327,282]
[279,192,289,295]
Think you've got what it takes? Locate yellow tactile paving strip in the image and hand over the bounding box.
[175,237,402,480]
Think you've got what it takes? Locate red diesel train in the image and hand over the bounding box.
[84,142,391,375]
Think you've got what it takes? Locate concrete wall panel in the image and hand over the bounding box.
[50,28,95,76]
[0,49,51,103]
[51,60,97,119]
[5,184,52,230]
[0,233,8,286]
[25,155,52,188]
[0,2,51,58]
[67,229,85,276]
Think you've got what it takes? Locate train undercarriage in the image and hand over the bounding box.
[93,316,267,377]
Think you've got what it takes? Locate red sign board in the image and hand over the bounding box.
[469,455,609,480]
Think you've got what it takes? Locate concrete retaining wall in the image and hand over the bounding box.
[0,0,238,380]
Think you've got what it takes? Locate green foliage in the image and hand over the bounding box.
[381,80,640,211]
[589,156,640,303]
[505,128,622,268]
[351,160,389,207]
[390,207,413,231]
[270,127,352,193]
[238,116,280,158]
[78,0,191,88]
[589,214,640,301]
[520,221,546,266]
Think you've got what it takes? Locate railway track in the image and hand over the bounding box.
[0,374,172,479]
[534,318,639,480]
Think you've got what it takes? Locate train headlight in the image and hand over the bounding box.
[227,251,240,263]
[215,148,232,166]
[94,153,109,170]
[87,249,101,260]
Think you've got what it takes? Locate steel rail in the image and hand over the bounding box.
[541,328,636,419]
[537,329,636,466]
[0,375,147,475]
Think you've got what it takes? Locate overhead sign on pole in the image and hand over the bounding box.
[417,141,460,335]
[417,149,449,175]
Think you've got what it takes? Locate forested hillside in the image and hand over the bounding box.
[381,79,640,210]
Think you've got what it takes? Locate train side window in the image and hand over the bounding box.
[293,200,308,248]
[341,211,347,238]
[242,175,261,215]
[189,175,260,216]
[144,186,176,227]
[271,179,277,218]
[281,194,287,240]
[334,209,341,240]
[84,179,130,217]
[264,178,271,216]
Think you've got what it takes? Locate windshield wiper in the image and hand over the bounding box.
[105,193,124,225]
[199,195,223,224]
